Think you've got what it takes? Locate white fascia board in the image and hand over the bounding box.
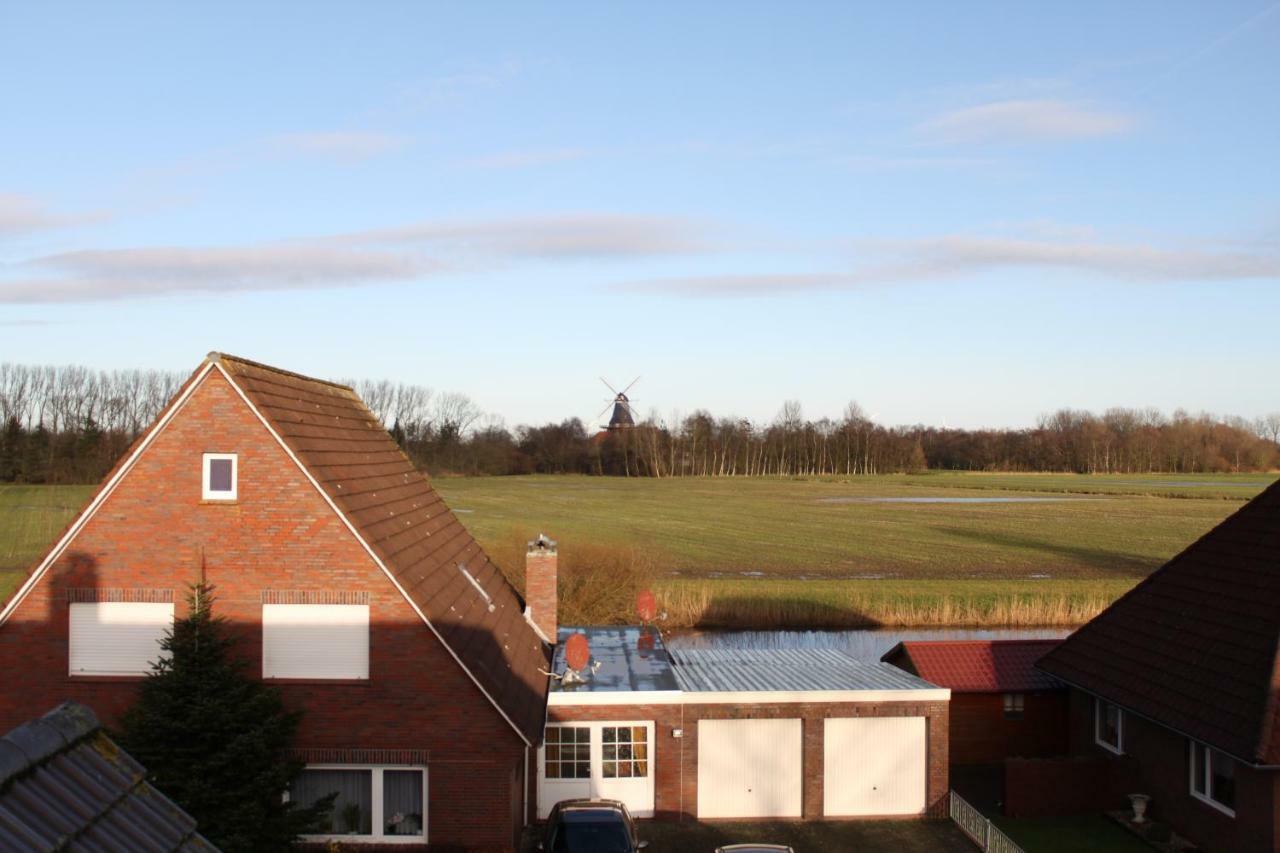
[0,363,217,626]
[215,363,535,747]
[549,687,950,707]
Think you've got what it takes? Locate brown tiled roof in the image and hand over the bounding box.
[882,639,1064,693]
[0,702,217,851]
[213,353,549,745]
[1038,478,1280,764]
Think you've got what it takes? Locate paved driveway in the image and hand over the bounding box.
[525,818,975,852]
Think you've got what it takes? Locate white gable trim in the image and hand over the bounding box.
[0,363,217,626]
[212,362,534,746]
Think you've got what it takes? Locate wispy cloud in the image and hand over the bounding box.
[627,233,1280,296]
[343,212,712,259]
[0,211,711,303]
[1,246,433,304]
[269,131,411,159]
[463,148,590,170]
[0,193,108,237]
[919,99,1135,145]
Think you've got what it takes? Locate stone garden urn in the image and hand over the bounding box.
[1128,793,1151,824]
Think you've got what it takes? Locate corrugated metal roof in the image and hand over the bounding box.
[550,626,680,693]
[0,702,218,852]
[883,639,1064,693]
[670,647,942,694]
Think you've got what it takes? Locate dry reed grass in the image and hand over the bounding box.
[655,583,1112,629]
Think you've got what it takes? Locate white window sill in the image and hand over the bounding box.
[1190,790,1236,818]
[1095,737,1124,756]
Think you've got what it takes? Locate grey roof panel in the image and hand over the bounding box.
[670,647,943,693]
[0,702,218,852]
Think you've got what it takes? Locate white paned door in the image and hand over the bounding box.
[697,718,802,818]
[537,721,654,819]
[824,716,927,816]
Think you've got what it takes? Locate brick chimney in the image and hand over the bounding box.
[525,534,558,643]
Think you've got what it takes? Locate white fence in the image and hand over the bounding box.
[950,790,1025,853]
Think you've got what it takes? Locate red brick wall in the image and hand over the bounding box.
[950,690,1068,765]
[0,369,527,851]
[543,698,949,821]
[1064,687,1279,853]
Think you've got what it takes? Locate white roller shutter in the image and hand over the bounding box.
[68,602,174,676]
[262,604,369,679]
[697,718,802,818]
[824,716,927,816]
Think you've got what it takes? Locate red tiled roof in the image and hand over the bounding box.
[1038,478,1280,765]
[213,354,550,745]
[881,639,1064,692]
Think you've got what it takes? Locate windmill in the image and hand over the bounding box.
[596,376,640,430]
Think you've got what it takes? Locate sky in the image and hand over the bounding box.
[2,2,1278,430]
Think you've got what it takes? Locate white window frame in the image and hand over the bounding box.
[1003,692,1025,719]
[68,601,174,676]
[1094,697,1124,754]
[1189,741,1237,817]
[202,452,238,500]
[291,764,428,845]
[262,604,370,680]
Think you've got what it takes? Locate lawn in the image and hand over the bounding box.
[993,814,1152,853]
[521,818,975,852]
[435,473,1262,581]
[0,484,94,604]
[2,473,1271,626]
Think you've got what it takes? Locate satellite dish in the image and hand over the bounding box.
[564,632,591,672]
[636,589,657,623]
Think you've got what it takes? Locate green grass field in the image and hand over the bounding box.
[2,473,1273,625]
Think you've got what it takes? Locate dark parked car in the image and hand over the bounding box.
[540,799,648,853]
[715,846,795,853]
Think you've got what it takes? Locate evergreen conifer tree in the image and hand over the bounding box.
[117,584,333,851]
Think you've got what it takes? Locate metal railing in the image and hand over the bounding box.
[950,790,1026,853]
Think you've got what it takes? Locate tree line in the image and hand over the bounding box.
[1,361,1277,483]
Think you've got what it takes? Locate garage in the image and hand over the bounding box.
[824,716,927,816]
[696,718,802,818]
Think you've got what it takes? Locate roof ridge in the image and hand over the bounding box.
[207,351,355,392]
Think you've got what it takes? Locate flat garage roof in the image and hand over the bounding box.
[549,627,949,706]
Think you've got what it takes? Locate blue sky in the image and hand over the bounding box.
[2,2,1277,429]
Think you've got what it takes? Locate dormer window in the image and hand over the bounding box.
[202,453,238,500]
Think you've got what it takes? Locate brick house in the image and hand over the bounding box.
[0,353,550,851]
[882,639,1067,766]
[1038,478,1280,853]
[531,619,951,822]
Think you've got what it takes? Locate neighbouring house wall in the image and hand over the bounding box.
[544,698,949,821]
[951,691,1068,765]
[0,370,529,852]
[1065,688,1279,853]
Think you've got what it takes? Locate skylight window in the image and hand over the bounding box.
[202,453,238,500]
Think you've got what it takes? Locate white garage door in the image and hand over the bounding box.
[824,716,926,816]
[698,718,802,818]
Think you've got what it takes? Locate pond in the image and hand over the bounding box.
[665,626,1072,664]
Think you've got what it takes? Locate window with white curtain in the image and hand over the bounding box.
[291,766,426,842]
[68,601,174,676]
[262,604,369,680]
